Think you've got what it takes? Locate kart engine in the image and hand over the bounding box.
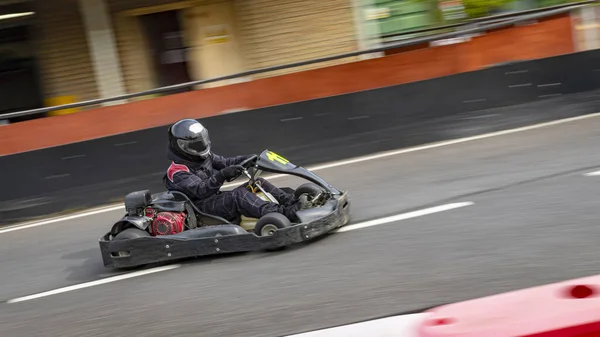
[149,211,186,236]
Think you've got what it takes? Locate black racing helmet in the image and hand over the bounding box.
[168,119,212,160]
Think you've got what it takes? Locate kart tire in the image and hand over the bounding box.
[254,213,291,237]
[113,228,151,240]
[294,183,324,199]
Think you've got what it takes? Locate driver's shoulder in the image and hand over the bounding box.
[166,161,194,182]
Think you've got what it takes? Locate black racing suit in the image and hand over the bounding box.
[163,147,299,222]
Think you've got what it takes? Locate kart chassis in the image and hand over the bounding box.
[98,150,351,269]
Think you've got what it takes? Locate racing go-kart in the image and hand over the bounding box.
[98,150,351,269]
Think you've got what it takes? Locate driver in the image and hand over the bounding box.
[163,118,308,223]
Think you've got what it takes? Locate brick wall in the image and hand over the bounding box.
[107,0,239,94]
[32,0,98,104]
[31,0,359,103]
[2,12,577,155]
[106,0,182,96]
[111,14,156,96]
[106,0,359,91]
[234,0,359,78]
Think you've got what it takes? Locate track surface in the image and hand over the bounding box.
[3,113,600,336]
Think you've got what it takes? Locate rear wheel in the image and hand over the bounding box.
[110,228,151,268]
[113,228,150,240]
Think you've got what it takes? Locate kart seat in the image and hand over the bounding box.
[168,190,237,226]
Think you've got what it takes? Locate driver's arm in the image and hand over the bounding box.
[212,154,252,169]
[167,165,226,200]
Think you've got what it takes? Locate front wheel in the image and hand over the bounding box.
[254,213,292,237]
[254,213,292,252]
[294,183,324,199]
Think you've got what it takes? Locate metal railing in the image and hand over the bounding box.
[380,0,597,41]
[3,0,598,119]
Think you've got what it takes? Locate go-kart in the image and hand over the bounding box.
[98,149,351,269]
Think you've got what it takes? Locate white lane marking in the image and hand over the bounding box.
[460,114,499,120]
[538,83,561,87]
[113,141,138,147]
[281,117,303,122]
[44,174,70,179]
[6,264,181,304]
[0,205,125,234]
[0,179,254,235]
[463,98,486,103]
[306,112,600,172]
[5,111,600,233]
[4,202,470,303]
[285,313,427,337]
[3,204,471,303]
[61,154,86,160]
[584,170,600,176]
[505,70,528,75]
[509,83,532,88]
[336,202,474,233]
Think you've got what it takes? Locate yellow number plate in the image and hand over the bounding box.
[266,151,289,165]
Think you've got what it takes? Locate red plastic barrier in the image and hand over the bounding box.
[416,274,600,337]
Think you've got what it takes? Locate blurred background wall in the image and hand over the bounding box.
[0,0,598,125]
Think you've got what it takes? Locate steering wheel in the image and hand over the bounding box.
[225,155,258,182]
[239,154,258,169]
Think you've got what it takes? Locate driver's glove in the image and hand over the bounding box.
[221,165,244,180]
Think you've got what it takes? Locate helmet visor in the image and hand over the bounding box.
[177,137,211,158]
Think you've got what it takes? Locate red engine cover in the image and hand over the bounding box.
[151,212,186,236]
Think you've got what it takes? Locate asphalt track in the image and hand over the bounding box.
[3,113,600,336]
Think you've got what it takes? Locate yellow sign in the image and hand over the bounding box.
[266,151,289,165]
[45,96,79,116]
[203,24,230,44]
